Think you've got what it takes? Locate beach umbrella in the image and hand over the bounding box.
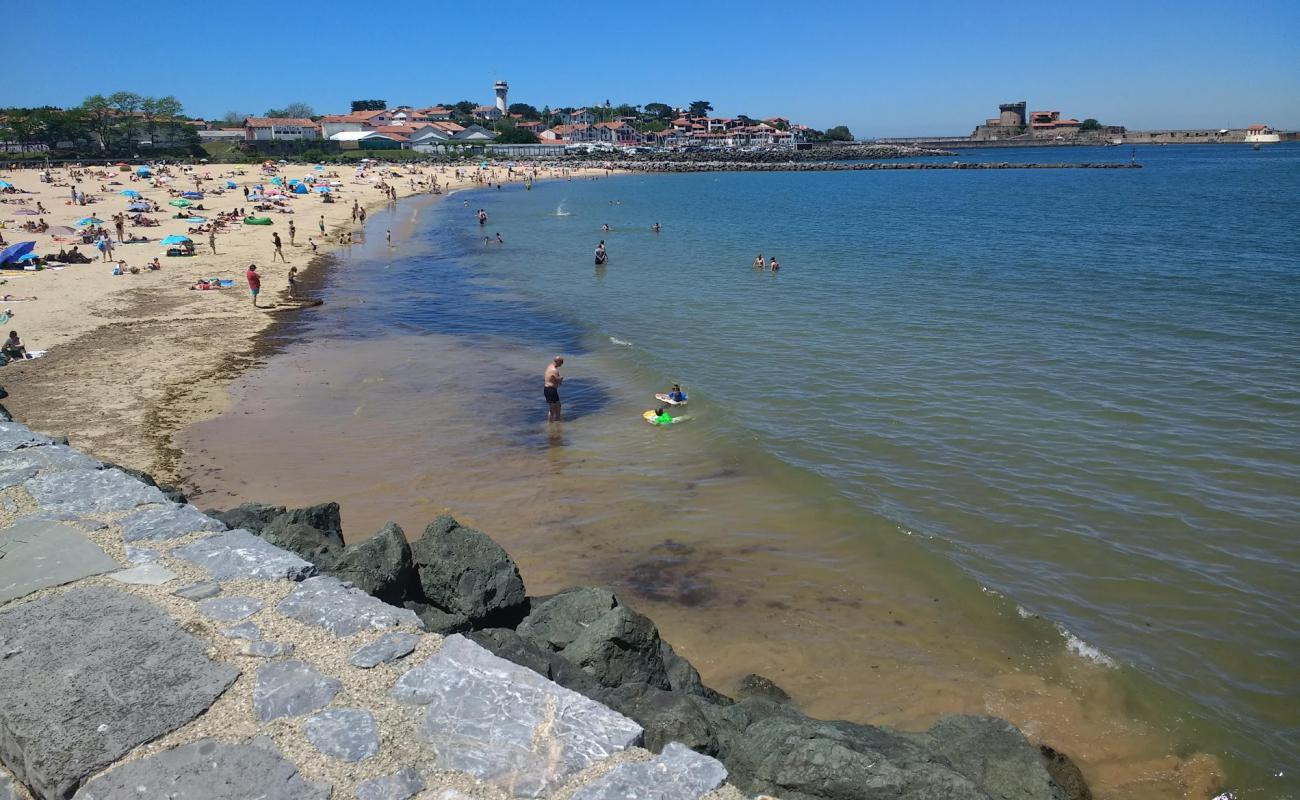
[160,235,192,245]
[314,165,324,171]
[168,199,191,207]
[120,189,140,197]
[293,184,308,194]
[0,181,13,189]
[136,167,151,175]
[315,186,331,193]
[270,177,283,186]
[76,217,104,226]
[186,216,206,223]
[48,225,76,235]
[0,241,36,264]
[226,180,237,189]
[114,162,129,167]
[14,252,39,263]
[180,191,203,199]
[266,187,282,196]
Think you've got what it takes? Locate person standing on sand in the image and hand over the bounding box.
[288,220,296,246]
[351,202,358,222]
[318,215,325,237]
[544,356,564,423]
[358,206,367,224]
[272,232,286,262]
[246,264,261,307]
[208,229,217,255]
[287,267,299,300]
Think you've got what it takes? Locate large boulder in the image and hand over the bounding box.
[329,522,416,605]
[920,716,1069,800]
[271,503,344,543]
[403,601,471,635]
[660,641,729,704]
[735,673,792,705]
[408,515,526,626]
[258,520,343,569]
[599,682,718,754]
[466,628,604,698]
[1039,745,1092,800]
[518,587,669,690]
[207,502,286,534]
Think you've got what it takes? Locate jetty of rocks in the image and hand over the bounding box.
[0,419,1089,800]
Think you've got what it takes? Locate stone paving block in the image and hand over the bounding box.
[0,520,120,604]
[198,595,264,621]
[117,504,226,543]
[124,545,160,564]
[349,631,420,668]
[172,580,221,601]
[24,468,166,516]
[221,622,262,640]
[0,587,237,800]
[0,463,37,490]
[253,659,342,721]
[355,767,425,800]
[243,640,294,658]
[12,511,107,531]
[393,634,643,798]
[73,737,330,800]
[304,708,380,762]
[569,742,728,800]
[0,421,51,451]
[0,766,15,800]
[0,443,99,475]
[107,563,177,585]
[172,529,317,582]
[278,575,421,638]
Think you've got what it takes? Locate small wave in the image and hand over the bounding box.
[609,337,633,348]
[1057,623,1117,668]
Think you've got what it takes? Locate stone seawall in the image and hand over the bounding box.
[0,419,1089,800]
[609,161,1139,172]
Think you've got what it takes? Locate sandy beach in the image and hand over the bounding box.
[0,159,604,480]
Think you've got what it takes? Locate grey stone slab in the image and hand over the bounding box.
[349,631,420,668]
[253,659,342,721]
[0,463,37,490]
[24,468,167,515]
[107,563,177,585]
[304,707,380,762]
[123,545,160,564]
[355,767,425,800]
[172,580,221,601]
[243,640,294,658]
[393,634,643,798]
[0,587,238,800]
[221,622,262,641]
[12,511,107,531]
[73,737,330,800]
[0,421,51,451]
[278,575,421,638]
[0,767,16,800]
[0,520,120,604]
[117,504,226,543]
[569,742,728,800]
[0,443,99,474]
[198,595,264,621]
[172,529,317,582]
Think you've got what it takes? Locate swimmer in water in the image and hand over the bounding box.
[602,223,610,232]
[651,407,674,425]
[770,256,780,271]
[652,222,661,233]
[754,253,766,269]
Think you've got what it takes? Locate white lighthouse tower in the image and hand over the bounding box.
[494,80,509,116]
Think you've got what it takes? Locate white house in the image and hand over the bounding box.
[454,124,498,141]
[243,117,320,141]
[473,105,503,122]
[557,108,596,126]
[319,115,367,139]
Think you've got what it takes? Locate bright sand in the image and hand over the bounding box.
[0,159,604,473]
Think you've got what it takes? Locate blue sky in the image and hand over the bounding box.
[4,0,1297,136]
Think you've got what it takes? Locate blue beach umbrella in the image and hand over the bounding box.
[128,201,150,211]
[226,180,237,189]
[181,191,203,199]
[293,184,308,194]
[76,217,104,226]
[0,181,14,189]
[314,165,323,171]
[161,235,192,245]
[270,177,283,186]
[120,189,140,197]
[315,186,331,193]
[15,252,39,263]
[136,167,151,175]
[0,241,36,264]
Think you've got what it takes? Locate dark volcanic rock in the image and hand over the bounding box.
[270,503,344,543]
[599,682,718,754]
[408,515,526,625]
[207,502,286,534]
[662,640,731,704]
[259,520,344,568]
[735,673,792,705]
[403,602,472,635]
[1040,745,1093,800]
[466,628,604,697]
[921,716,1069,800]
[330,522,417,605]
[518,587,670,690]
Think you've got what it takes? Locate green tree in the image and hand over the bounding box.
[494,122,539,144]
[644,103,675,120]
[824,125,854,141]
[688,100,713,118]
[351,99,387,112]
[80,94,114,150]
[637,120,668,134]
[453,100,476,115]
[611,104,639,119]
[508,103,540,120]
[108,91,142,147]
[1080,118,1102,131]
[154,96,184,143]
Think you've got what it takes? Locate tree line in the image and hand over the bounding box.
[1,92,199,154]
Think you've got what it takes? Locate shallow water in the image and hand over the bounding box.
[182,144,1299,799]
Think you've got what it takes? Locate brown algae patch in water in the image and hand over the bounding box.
[177,333,1226,800]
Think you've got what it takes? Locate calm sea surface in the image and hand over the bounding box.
[183,144,1299,798]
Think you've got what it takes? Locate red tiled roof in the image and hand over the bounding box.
[245,117,318,128]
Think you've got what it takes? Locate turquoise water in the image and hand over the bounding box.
[436,145,1299,795]
[189,144,1299,796]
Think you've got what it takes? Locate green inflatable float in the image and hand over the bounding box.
[243,216,273,225]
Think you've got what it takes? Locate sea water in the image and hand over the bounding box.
[181,144,1300,798]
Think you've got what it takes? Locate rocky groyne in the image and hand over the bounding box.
[602,160,1139,172]
[0,418,1090,800]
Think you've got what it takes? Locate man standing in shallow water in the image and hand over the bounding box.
[544,356,564,422]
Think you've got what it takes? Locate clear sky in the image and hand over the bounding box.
[4,0,1297,136]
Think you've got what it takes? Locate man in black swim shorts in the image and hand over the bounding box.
[544,356,564,422]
